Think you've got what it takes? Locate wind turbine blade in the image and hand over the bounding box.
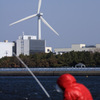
[41,17,59,36]
[9,14,37,26]
[37,0,42,13]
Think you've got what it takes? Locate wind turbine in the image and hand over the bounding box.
[9,0,59,40]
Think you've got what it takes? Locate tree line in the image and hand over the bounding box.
[0,51,100,68]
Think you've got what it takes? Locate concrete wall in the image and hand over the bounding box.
[96,44,100,48]
[72,44,86,49]
[24,40,29,55]
[16,39,22,56]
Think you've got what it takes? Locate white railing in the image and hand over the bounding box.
[0,67,100,71]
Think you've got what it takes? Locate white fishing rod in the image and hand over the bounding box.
[13,53,51,99]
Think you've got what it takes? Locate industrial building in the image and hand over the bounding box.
[0,40,14,58]
[54,44,100,54]
[0,34,52,58]
[16,34,52,56]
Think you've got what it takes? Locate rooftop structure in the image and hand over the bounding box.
[18,33,37,40]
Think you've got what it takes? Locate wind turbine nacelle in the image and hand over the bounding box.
[40,13,43,16]
[37,13,43,17]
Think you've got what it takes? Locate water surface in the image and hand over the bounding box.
[0,76,100,100]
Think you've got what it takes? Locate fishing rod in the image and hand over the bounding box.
[13,52,51,99]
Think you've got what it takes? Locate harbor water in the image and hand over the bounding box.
[0,76,100,100]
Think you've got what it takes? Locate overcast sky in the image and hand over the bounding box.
[0,0,100,50]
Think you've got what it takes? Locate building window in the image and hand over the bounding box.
[47,49,50,52]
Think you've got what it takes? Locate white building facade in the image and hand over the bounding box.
[16,34,52,56]
[0,40,14,58]
[54,44,100,54]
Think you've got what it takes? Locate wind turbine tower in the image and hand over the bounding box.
[10,0,59,40]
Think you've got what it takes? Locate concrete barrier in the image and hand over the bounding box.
[0,68,100,76]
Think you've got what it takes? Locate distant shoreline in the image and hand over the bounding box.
[0,68,100,76]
